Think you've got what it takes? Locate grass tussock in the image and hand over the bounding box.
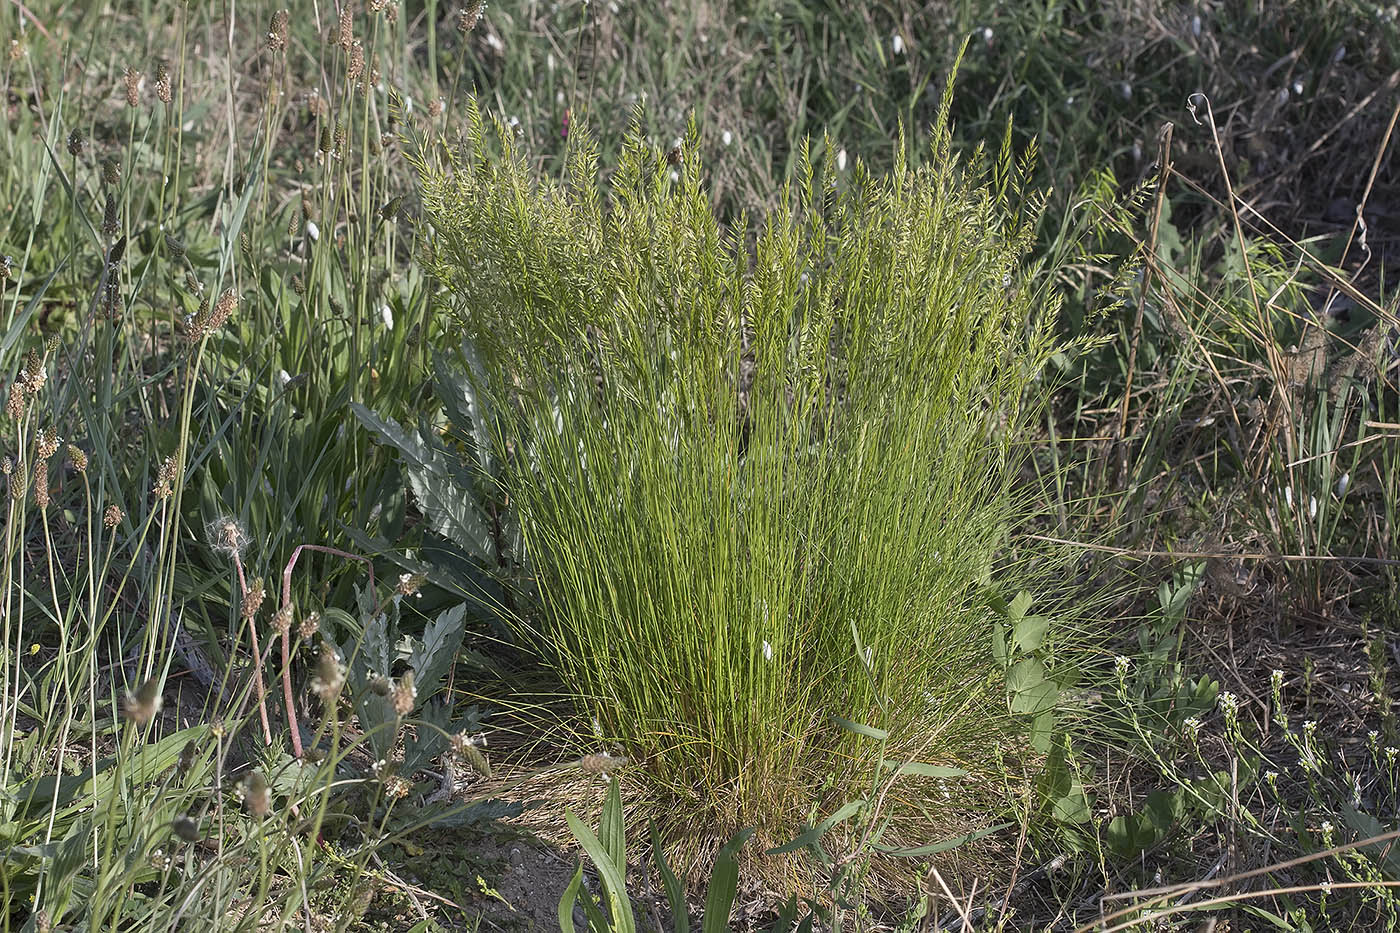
[417,97,1062,850]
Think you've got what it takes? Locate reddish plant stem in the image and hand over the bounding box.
[280,544,377,758]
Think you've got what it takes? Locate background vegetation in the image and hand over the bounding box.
[1,0,1397,930]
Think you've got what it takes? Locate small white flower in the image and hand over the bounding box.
[980,26,993,43]
[405,95,413,114]
[891,33,904,55]
[837,148,848,171]
[1292,80,1304,97]
[1309,495,1317,519]
[1183,717,1202,740]
[306,220,320,241]
[669,169,679,183]
[1191,14,1202,36]
[486,32,504,53]
[380,305,394,330]
[721,129,733,146]
[547,53,556,72]
[1337,472,1350,496]
[1218,692,1238,715]
[278,369,292,387]
[1119,81,1133,100]
[1114,656,1131,677]
[762,640,773,661]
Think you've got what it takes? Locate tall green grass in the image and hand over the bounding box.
[417,94,1062,844]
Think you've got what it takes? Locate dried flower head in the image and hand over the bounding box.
[580,751,629,775]
[370,0,389,12]
[0,254,13,282]
[123,68,143,108]
[153,454,178,499]
[207,516,248,557]
[35,427,61,461]
[395,572,426,598]
[267,10,289,52]
[311,640,345,704]
[242,577,266,621]
[392,670,417,717]
[208,288,238,331]
[171,815,201,842]
[103,504,123,528]
[272,603,294,635]
[123,676,163,725]
[8,467,26,502]
[338,6,354,51]
[66,130,85,157]
[154,60,172,104]
[23,349,45,395]
[66,444,88,472]
[1,457,11,475]
[102,194,120,237]
[298,609,322,640]
[457,1,486,33]
[384,775,411,799]
[347,42,365,82]
[448,732,491,777]
[32,460,48,509]
[239,772,271,818]
[5,383,23,421]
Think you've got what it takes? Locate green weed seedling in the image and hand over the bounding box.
[559,776,810,933]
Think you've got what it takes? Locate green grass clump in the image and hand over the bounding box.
[417,97,1061,845]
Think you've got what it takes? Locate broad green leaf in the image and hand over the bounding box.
[1005,657,1046,694]
[650,821,689,933]
[831,716,888,742]
[766,801,862,855]
[1011,614,1052,654]
[600,777,626,877]
[408,604,467,701]
[564,811,637,933]
[1010,679,1058,715]
[1008,590,1034,621]
[702,828,753,933]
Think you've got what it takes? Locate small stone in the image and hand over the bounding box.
[509,846,524,867]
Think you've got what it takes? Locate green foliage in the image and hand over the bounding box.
[560,777,784,933]
[416,95,1062,838]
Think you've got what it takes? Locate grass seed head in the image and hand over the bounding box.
[66,444,87,472]
[154,60,172,104]
[123,68,143,108]
[337,6,354,51]
[209,288,238,330]
[347,42,365,83]
[32,460,48,509]
[391,670,417,716]
[102,194,119,237]
[457,2,486,34]
[153,455,177,499]
[123,676,163,725]
[23,349,46,394]
[267,10,289,52]
[272,603,294,636]
[298,609,322,640]
[242,577,265,621]
[239,772,271,818]
[35,427,61,460]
